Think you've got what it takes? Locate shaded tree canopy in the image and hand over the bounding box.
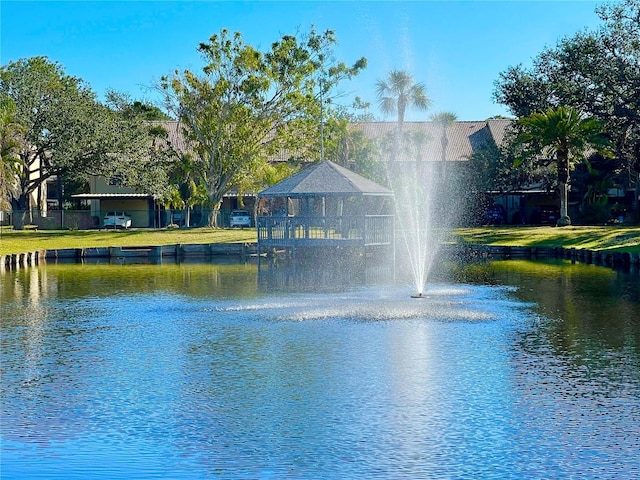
[493,0,640,122]
[0,56,162,225]
[159,27,366,227]
[493,0,640,207]
[516,106,611,225]
[106,93,173,121]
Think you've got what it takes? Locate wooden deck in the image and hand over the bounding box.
[257,215,394,249]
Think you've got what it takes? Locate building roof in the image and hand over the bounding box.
[258,160,393,197]
[351,119,512,162]
[151,119,513,163]
[149,121,189,153]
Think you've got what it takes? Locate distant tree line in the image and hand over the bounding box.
[0,27,372,228]
[2,0,638,229]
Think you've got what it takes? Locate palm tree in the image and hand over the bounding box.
[165,152,207,227]
[376,70,431,162]
[431,111,457,179]
[0,97,24,212]
[517,106,611,226]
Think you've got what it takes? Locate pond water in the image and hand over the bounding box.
[1,258,639,479]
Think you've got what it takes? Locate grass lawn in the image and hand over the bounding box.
[452,225,640,254]
[0,227,257,256]
[1,225,639,256]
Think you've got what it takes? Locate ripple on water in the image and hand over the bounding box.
[2,276,639,479]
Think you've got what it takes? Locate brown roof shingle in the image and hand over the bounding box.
[259,160,392,197]
[351,119,511,162]
[150,119,513,163]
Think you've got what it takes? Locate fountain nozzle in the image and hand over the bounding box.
[411,292,425,298]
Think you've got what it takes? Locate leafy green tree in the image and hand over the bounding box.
[347,127,387,185]
[319,99,385,184]
[467,128,551,195]
[105,92,172,121]
[516,106,611,226]
[101,92,181,201]
[123,101,172,121]
[159,28,366,227]
[463,127,555,225]
[572,153,619,223]
[0,57,156,228]
[494,0,640,214]
[349,97,376,122]
[375,70,431,163]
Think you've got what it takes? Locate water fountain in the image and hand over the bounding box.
[386,151,450,298]
[390,169,437,297]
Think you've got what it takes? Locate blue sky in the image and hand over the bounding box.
[1,1,603,121]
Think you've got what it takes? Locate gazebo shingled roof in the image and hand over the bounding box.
[258,160,392,198]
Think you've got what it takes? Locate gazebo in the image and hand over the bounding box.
[256,160,395,255]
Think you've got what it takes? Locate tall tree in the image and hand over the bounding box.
[0,95,23,211]
[516,106,611,226]
[103,92,176,201]
[494,0,640,214]
[375,70,431,162]
[0,57,154,228]
[376,70,431,133]
[160,151,208,227]
[159,28,366,227]
[431,111,457,179]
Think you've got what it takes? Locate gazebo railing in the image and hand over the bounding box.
[257,215,393,246]
[364,215,395,245]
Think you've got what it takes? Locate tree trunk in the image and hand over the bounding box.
[634,172,639,219]
[558,181,571,226]
[10,195,28,230]
[557,153,571,226]
[208,203,221,228]
[440,133,448,179]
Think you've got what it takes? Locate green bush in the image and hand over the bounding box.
[580,204,609,225]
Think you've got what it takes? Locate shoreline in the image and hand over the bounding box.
[0,242,257,272]
[2,242,639,273]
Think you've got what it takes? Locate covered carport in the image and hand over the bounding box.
[71,193,157,228]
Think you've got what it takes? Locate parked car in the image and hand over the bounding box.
[483,204,506,225]
[538,205,560,225]
[103,211,132,229]
[171,211,183,226]
[230,209,251,228]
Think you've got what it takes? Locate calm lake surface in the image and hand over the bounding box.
[1,257,639,479]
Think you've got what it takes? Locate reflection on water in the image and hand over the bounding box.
[1,259,639,479]
[257,250,394,293]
